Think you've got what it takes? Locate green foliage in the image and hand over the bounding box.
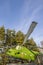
[24,38,39,52]
[0,26,5,41]
[6,29,16,45]
[15,31,25,44]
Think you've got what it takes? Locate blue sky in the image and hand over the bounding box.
[0,0,43,46]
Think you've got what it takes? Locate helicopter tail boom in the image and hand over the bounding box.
[23,21,37,45]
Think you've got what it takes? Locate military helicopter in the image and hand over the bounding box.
[6,21,40,63]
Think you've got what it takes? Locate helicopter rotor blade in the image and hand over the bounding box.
[23,21,37,45]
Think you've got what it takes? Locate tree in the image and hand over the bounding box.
[0,26,5,41]
[15,31,25,44]
[5,29,16,45]
[24,38,39,51]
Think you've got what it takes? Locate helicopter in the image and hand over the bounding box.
[6,21,40,63]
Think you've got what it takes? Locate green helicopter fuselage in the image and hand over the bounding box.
[6,45,39,61]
